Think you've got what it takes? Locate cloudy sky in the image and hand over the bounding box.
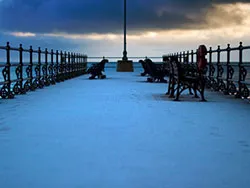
[0,0,250,60]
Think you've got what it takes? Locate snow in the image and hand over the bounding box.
[0,68,250,188]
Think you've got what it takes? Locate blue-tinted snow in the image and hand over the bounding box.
[0,68,250,188]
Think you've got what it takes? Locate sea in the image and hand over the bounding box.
[0,61,250,87]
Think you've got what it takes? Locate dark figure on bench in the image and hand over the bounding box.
[87,59,109,79]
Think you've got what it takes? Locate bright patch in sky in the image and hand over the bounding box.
[10,32,36,37]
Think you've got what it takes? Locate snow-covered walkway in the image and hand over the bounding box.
[1,68,250,188]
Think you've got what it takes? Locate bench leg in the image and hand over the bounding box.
[169,79,176,98]
[166,77,172,95]
[174,81,181,101]
[194,91,199,98]
[200,92,206,101]
[199,81,207,102]
[147,77,154,82]
[189,82,199,98]
[160,77,167,83]
[193,87,199,98]
[189,87,194,95]
[99,75,106,79]
[89,74,96,79]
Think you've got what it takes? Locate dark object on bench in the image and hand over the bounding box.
[142,59,167,83]
[87,59,108,79]
[167,45,208,101]
[139,60,149,76]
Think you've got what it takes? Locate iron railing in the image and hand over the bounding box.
[0,42,87,99]
[163,42,250,100]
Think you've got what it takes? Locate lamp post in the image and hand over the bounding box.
[117,0,134,72]
[123,0,127,61]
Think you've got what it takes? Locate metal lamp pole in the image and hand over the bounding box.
[122,0,128,61]
[117,0,133,72]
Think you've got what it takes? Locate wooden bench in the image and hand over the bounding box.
[167,56,207,101]
[87,59,108,79]
[141,58,168,83]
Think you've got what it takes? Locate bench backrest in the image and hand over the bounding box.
[169,56,181,79]
[87,59,108,73]
[163,60,171,76]
[144,59,158,76]
[139,60,149,73]
[171,61,181,79]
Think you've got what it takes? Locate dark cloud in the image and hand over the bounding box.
[212,0,250,3]
[0,32,81,52]
[0,0,249,34]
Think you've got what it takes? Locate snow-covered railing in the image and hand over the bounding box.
[0,42,88,99]
[163,42,250,100]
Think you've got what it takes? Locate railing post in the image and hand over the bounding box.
[67,52,70,78]
[55,50,59,82]
[215,45,221,91]
[78,54,81,74]
[85,55,88,73]
[236,42,243,98]
[75,53,78,76]
[44,48,49,86]
[183,51,185,63]
[60,51,64,82]
[74,53,77,76]
[20,44,24,93]
[68,52,71,78]
[195,49,198,65]
[191,50,194,64]
[82,54,84,74]
[207,47,212,88]
[33,47,39,89]
[225,44,231,95]
[70,52,72,78]
[77,53,82,75]
[0,42,14,98]
[70,52,74,77]
[209,47,212,75]
[6,42,11,95]
[37,47,44,88]
[84,54,87,74]
[72,52,75,76]
[64,51,67,80]
[29,45,35,91]
[15,44,25,94]
[70,52,73,77]
[50,49,56,85]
